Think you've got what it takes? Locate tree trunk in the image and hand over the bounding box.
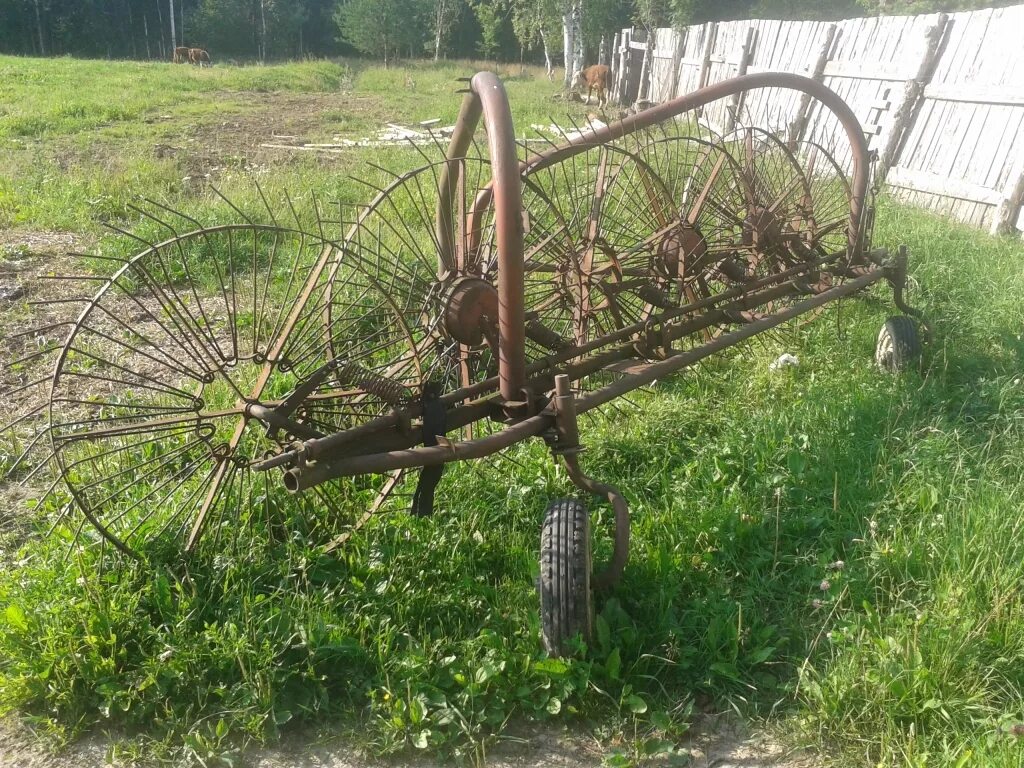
[127,1,137,59]
[168,0,176,50]
[144,13,152,59]
[572,2,583,80]
[563,1,583,88]
[562,8,573,87]
[260,0,267,62]
[34,0,45,56]
[434,23,442,61]
[156,0,165,58]
[540,28,554,81]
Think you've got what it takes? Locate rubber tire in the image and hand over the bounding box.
[539,498,594,657]
[876,315,922,373]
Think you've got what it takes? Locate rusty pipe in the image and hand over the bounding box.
[282,409,553,493]
[467,72,872,259]
[575,267,886,414]
[439,73,527,405]
[436,90,482,275]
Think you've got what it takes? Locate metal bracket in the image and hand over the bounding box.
[547,374,630,590]
[884,245,932,340]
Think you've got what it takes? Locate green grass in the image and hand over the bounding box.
[2,55,1024,767]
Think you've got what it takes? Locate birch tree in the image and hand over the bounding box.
[429,0,461,61]
[168,0,176,49]
[557,0,587,87]
[508,0,559,79]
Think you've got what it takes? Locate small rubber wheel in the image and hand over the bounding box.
[539,498,594,657]
[876,315,922,372]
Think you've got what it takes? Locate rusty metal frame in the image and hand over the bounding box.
[23,69,919,577]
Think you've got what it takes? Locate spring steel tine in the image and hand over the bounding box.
[210,186,257,227]
[6,344,61,368]
[128,202,182,239]
[71,251,127,264]
[365,161,405,182]
[141,198,204,231]
[36,274,108,282]
[284,189,304,234]
[61,516,88,564]
[1,431,50,479]
[254,179,280,227]
[409,138,438,165]
[0,403,47,433]
[42,499,73,539]
[5,321,72,340]
[14,445,58,485]
[104,222,162,250]
[27,296,91,306]
[310,191,327,240]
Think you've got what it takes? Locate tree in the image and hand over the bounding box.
[507,0,560,76]
[335,0,425,65]
[429,0,463,60]
[169,0,176,49]
[471,0,504,59]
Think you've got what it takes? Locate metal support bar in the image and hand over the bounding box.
[282,267,887,491]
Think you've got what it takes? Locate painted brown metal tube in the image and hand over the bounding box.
[263,264,856,478]
[440,74,528,404]
[436,90,482,275]
[471,72,528,404]
[282,410,553,493]
[552,375,630,590]
[281,269,884,491]
[467,71,872,258]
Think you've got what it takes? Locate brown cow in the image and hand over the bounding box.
[172,46,190,64]
[188,48,212,67]
[575,64,610,107]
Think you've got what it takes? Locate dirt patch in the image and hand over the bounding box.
[0,715,821,768]
[172,90,384,181]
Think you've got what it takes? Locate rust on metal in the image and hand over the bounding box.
[8,68,929,602]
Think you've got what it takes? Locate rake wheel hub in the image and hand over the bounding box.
[443,276,499,346]
[657,224,708,279]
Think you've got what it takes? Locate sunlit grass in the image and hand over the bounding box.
[1,55,1023,767]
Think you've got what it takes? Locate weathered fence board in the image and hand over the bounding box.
[609,2,1024,235]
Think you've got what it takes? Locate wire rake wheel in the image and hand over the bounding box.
[46,223,396,558]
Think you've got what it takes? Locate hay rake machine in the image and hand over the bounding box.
[3,72,927,655]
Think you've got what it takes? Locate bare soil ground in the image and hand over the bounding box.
[0,715,817,768]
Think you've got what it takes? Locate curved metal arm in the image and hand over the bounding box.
[464,71,872,261]
[437,73,527,405]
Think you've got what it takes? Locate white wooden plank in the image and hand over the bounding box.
[887,167,1003,204]
[924,83,1024,106]
[823,60,917,81]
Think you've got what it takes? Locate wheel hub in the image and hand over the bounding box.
[442,276,499,346]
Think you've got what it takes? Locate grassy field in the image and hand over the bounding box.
[2,55,1024,767]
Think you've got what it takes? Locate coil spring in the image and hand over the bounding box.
[334,361,409,407]
[525,318,571,351]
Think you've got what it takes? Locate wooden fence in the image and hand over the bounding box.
[610,4,1024,236]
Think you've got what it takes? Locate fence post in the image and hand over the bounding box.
[726,26,756,133]
[992,161,1024,236]
[615,28,630,105]
[878,13,949,181]
[610,31,621,88]
[669,27,686,100]
[639,28,654,103]
[697,22,717,90]
[787,23,838,146]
